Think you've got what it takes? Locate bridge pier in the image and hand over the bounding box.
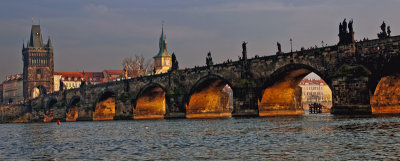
[164,94,186,119]
[330,73,372,115]
[232,87,259,117]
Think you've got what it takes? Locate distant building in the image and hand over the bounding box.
[103,70,124,82]
[22,24,54,99]
[2,74,23,104]
[54,72,104,91]
[153,25,172,74]
[299,79,332,108]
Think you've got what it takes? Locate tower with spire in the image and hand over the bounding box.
[22,21,54,99]
[153,24,172,74]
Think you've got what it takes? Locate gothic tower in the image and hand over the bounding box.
[153,24,172,74]
[22,24,54,99]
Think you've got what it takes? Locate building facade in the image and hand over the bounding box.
[103,70,124,82]
[2,74,23,105]
[54,72,105,91]
[153,25,172,74]
[299,79,332,109]
[22,24,54,99]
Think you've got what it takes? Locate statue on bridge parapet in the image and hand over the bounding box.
[338,18,355,45]
[378,21,391,39]
[276,42,282,55]
[206,51,213,66]
[242,41,247,60]
[171,53,179,71]
[59,79,64,91]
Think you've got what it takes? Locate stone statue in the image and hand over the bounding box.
[171,53,179,70]
[378,21,388,39]
[277,42,281,53]
[387,26,391,37]
[342,18,347,33]
[242,41,247,60]
[206,51,213,66]
[242,41,247,52]
[348,19,353,34]
[381,21,386,34]
[338,18,355,45]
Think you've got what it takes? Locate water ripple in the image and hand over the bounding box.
[0,114,400,160]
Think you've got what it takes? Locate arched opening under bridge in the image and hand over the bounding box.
[93,91,116,121]
[371,56,400,114]
[66,97,80,121]
[134,84,167,119]
[44,98,57,122]
[187,76,233,118]
[258,65,332,116]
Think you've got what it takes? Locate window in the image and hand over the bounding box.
[36,69,42,80]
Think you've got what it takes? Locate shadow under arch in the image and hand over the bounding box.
[258,63,332,116]
[371,55,400,114]
[93,90,116,121]
[133,83,168,119]
[186,74,234,118]
[44,97,57,122]
[66,96,81,122]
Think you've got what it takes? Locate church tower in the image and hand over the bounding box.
[22,23,54,99]
[153,24,172,74]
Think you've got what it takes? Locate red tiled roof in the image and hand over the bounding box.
[103,70,124,75]
[54,72,104,82]
[300,79,326,85]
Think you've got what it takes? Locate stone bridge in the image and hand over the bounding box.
[24,35,400,122]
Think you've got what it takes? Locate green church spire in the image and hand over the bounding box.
[154,24,171,58]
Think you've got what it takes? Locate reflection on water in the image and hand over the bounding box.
[1,114,400,160]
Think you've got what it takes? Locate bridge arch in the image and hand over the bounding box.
[66,96,80,121]
[133,83,168,119]
[93,90,116,121]
[32,85,48,98]
[44,97,57,122]
[258,63,332,116]
[371,55,400,114]
[186,74,233,118]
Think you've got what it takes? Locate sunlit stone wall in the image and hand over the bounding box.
[93,97,115,121]
[371,74,400,114]
[259,69,307,116]
[187,80,231,118]
[134,87,166,119]
[66,106,78,121]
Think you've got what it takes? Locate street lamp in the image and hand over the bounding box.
[290,38,293,52]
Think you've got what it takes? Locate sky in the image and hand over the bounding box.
[0,0,399,80]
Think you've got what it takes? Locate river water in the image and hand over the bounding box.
[1,113,400,160]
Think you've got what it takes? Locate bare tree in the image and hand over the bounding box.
[122,54,152,78]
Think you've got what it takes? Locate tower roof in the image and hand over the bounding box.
[154,24,171,58]
[47,36,52,48]
[28,25,44,48]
